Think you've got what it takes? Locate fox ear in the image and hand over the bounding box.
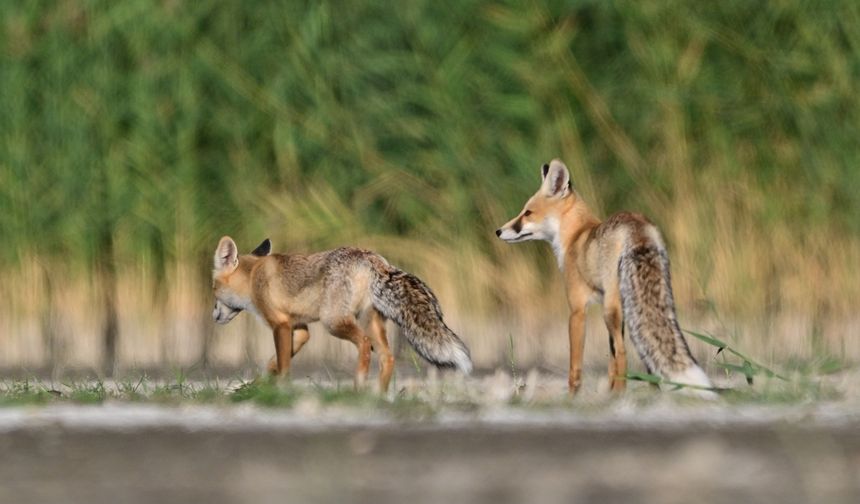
[214,236,239,273]
[541,159,570,198]
[250,238,271,257]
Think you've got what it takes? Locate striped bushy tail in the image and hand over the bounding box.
[370,261,473,374]
[619,242,715,397]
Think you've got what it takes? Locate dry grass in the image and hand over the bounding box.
[2,222,858,375]
[1,1,859,376]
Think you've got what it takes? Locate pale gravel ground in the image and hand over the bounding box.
[0,396,859,433]
[2,369,859,504]
[1,366,859,430]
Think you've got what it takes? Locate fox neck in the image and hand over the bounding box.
[232,255,262,309]
[550,194,599,271]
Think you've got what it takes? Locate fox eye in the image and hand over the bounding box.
[523,210,532,217]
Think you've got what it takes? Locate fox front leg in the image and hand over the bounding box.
[568,307,586,394]
[292,324,311,355]
[566,283,590,395]
[267,325,311,375]
[271,321,293,378]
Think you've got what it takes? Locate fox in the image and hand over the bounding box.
[496,159,714,397]
[211,236,472,391]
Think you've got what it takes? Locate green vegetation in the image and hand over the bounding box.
[1,1,859,371]
[0,368,846,410]
[0,375,442,419]
[231,379,299,408]
[0,379,59,406]
[0,333,834,408]
[685,329,787,383]
[3,0,859,288]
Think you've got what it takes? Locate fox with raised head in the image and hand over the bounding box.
[211,237,472,391]
[496,160,713,397]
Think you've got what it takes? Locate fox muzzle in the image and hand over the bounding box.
[213,300,243,324]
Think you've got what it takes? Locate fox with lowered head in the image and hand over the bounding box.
[212,237,472,392]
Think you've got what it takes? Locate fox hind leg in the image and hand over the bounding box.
[324,316,372,390]
[603,292,627,392]
[367,310,394,393]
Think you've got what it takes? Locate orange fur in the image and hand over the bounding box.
[497,160,712,396]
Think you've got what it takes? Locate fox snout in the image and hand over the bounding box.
[213,299,242,324]
[496,216,537,243]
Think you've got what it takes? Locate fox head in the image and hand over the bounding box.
[212,236,271,324]
[495,159,573,244]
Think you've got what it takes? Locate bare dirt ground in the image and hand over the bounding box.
[1,404,860,504]
[1,370,859,504]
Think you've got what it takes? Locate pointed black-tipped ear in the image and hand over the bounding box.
[250,238,271,257]
[541,159,571,198]
[541,163,550,179]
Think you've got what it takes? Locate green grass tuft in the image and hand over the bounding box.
[67,381,108,404]
[230,379,298,408]
[0,379,59,406]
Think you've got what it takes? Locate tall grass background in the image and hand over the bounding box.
[1,0,859,377]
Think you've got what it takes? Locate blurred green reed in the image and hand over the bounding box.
[1,1,859,373]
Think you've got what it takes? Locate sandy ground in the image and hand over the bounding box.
[2,367,860,504]
[1,403,860,504]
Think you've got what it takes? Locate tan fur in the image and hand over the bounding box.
[497,160,712,395]
[212,237,470,392]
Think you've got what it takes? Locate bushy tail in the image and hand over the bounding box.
[370,260,473,374]
[619,242,715,397]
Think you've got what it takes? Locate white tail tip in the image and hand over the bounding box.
[452,347,473,375]
[668,365,718,400]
